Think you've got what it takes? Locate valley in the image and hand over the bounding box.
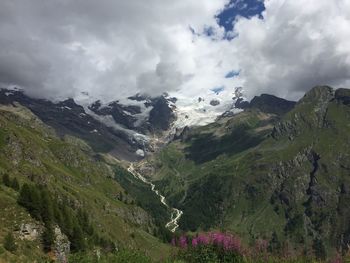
[127,163,183,233]
[0,85,350,262]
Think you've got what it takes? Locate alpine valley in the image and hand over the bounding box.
[0,85,350,262]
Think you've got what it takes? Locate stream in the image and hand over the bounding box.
[127,164,183,232]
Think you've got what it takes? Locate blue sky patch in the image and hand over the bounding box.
[211,86,225,95]
[217,0,265,32]
[225,70,240,78]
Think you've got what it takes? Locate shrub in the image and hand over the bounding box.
[10,177,20,191]
[172,232,244,263]
[3,232,17,253]
[2,173,10,187]
[42,224,55,252]
[170,232,328,263]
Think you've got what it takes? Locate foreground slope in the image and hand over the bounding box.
[0,103,170,261]
[149,86,350,258]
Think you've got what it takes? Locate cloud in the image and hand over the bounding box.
[0,0,229,101]
[0,0,350,105]
[231,0,350,99]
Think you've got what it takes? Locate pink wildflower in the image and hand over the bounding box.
[192,237,198,247]
[197,234,210,245]
[179,235,188,249]
[330,252,343,263]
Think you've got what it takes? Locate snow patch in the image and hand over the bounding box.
[170,87,240,127]
[135,149,145,157]
[61,106,72,110]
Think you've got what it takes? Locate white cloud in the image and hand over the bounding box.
[231,0,350,100]
[0,0,230,101]
[0,0,350,106]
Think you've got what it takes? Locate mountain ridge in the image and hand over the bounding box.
[146,85,350,259]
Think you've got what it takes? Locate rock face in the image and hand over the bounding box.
[148,96,176,132]
[209,99,220,106]
[0,89,154,161]
[335,88,350,105]
[152,86,350,257]
[89,100,140,130]
[54,226,70,263]
[272,86,337,139]
[90,94,176,133]
[18,223,42,241]
[248,94,296,115]
[234,98,250,109]
[0,89,140,158]
[173,126,190,141]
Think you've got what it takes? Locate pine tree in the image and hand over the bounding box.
[52,200,63,227]
[18,183,32,209]
[3,232,17,252]
[2,173,10,187]
[77,209,94,236]
[70,224,86,252]
[18,184,41,220]
[40,188,54,225]
[313,238,326,260]
[60,205,74,237]
[30,186,41,220]
[42,224,55,252]
[268,231,281,252]
[10,178,20,191]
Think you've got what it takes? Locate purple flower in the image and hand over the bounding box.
[211,232,225,245]
[197,234,210,245]
[179,236,188,249]
[192,237,198,247]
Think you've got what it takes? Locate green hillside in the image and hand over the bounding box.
[0,103,170,262]
[149,86,350,260]
[1,86,350,262]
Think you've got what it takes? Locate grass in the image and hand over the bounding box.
[0,108,170,261]
[148,88,350,259]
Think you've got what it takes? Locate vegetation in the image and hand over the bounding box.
[17,182,112,252]
[170,231,349,263]
[3,232,17,253]
[150,86,350,259]
[0,86,350,261]
[69,249,153,263]
[113,165,172,242]
[0,105,170,261]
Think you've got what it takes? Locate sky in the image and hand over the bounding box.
[0,0,350,103]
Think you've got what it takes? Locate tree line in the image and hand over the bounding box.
[2,173,115,254]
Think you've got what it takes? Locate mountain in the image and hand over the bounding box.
[0,89,178,161]
[146,86,350,258]
[248,93,296,115]
[0,102,171,262]
[89,94,176,134]
[0,87,247,162]
[2,85,350,261]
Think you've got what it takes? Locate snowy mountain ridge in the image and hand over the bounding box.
[0,86,247,160]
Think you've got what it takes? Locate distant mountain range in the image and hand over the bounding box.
[0,87,246,161]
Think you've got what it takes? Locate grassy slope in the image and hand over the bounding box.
[0,105,170,261]
[149,87,350,257]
